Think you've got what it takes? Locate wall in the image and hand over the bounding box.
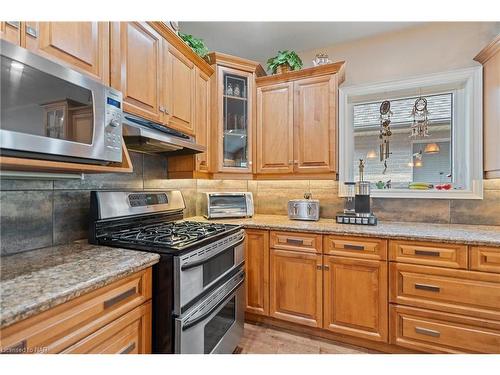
[0,152,191,256]
[299,22,500,85]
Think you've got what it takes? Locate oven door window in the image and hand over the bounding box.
[204,297,236,354]
[1,56,94,144]
[202,247,235,287]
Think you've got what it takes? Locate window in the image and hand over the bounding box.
[338,67,483,199]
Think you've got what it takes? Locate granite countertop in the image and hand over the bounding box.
[0,242,160,329]
[187,214,500,247]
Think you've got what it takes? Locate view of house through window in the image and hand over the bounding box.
[353,93,453,190]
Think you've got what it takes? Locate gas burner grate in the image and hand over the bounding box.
[105,221,229,248]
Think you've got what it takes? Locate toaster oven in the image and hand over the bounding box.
[201,192,254,219]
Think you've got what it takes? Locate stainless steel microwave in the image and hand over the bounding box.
[0,40,122,164]
[201,192,254,219]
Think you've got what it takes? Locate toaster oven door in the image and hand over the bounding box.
[207,193,252,218]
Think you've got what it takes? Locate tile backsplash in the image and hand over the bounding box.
[1,152,499,256]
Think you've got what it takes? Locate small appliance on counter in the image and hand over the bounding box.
[202,192,254,219]
[288,193,320,221]
[336,159,378,225]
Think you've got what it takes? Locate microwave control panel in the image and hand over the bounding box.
[104,88,123,161]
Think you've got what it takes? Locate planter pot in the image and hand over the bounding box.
[276,64,292,74]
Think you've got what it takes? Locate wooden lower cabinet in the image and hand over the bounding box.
[0,268,153,354]
[245,230,270,316]
[270,249,323,328]
[323,256,388,342]
[63,302,151,354]
[390,305,500,353]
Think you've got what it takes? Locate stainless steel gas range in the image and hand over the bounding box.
[88,190,245,354]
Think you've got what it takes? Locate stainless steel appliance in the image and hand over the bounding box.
[202,192,254,219]
[287,193,320,221]
[89,190,245,354]
[0,40,122,164]
[122,113,206,155]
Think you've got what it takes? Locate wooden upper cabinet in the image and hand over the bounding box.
[323,256,388,342]
[256,82,294,174]
[164,43,195,135]
[111,22,162,123]
[0,21,22,44]
[293,74,337,174]
[270,249,323,328]
[23,22,109,84]
[474,34,500,179]
[195,67,211,173]
[245,230,270,316]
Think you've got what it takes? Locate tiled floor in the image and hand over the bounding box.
[239,323,379,354]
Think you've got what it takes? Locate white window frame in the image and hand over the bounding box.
[338,67,483,199]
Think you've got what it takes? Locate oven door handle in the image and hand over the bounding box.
[182,276,245,331]
[180,237,245,271]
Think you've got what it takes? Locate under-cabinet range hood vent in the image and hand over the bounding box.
[122,114,206,156]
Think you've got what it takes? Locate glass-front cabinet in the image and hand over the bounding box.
[222,71,250,169]
[209,52,265,176]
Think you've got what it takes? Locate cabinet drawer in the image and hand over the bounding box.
[324,235,387,260]
[390,305,500,353]
[270,231,322,253]
[0,268,152,354]
[390,263,500,320]
[389,240,467,269]
[471,246,500,273]
[63,301,151,354]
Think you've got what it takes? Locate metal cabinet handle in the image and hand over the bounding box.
[120,342,136,354]
[288,160,293,165]
[415,250,441,257]
[414,283,440,292]
[415,327,440,338]
[323,264,330,270]
[25,25,38,38]
[6,21,20,29]
[286,238,303,245]
[103,287,136,309]
[316,265,322,270]
[159,105,165,113]
[344,244,365,251]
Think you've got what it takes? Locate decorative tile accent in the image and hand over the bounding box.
[450,190,500,226]
[53,152,144,190]
[53,190,91,245]
[372,198,451,224]
[0,191,53,255]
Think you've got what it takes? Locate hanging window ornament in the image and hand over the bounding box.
[379,100,392,173]
[410,97,430,138]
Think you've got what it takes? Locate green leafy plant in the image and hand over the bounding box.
[179,32,209,58]
[266,50,303,74]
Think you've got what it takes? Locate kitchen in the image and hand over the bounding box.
[0,2,499,373]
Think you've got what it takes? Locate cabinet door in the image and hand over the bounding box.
[23,22,109,84]
[216,66,254,173]
[63,302,152,354]
[111,22,162,123]
[293,75,337,173]
[195,67,211,172]
[323,256,388,342]
[0,21,21,44]
[270,249,322,327]
[165,43,195,135]
[245,230,270,316]
[256,83,294,174]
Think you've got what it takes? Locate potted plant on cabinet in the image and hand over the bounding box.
[179,32,209,59]
[267,50,303,74]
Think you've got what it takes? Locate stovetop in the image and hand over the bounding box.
[100,220,241,253]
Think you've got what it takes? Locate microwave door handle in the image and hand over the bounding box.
[180,237,245,271]
[181,276,245,331]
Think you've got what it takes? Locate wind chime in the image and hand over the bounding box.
[379,100,392,174]
[410,96,430,138]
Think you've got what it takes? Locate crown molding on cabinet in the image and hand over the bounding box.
[207,52,266,76]
[474,34,500,65]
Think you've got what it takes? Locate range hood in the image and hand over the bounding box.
[122,114,206,156]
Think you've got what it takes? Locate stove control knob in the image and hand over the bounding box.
[109,119,120,128]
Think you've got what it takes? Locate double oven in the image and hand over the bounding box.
[172,229,245,353]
